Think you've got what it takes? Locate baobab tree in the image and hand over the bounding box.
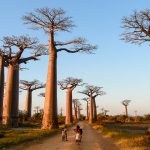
[104,109,109,116]
[0,50,7,120]
[2,35,46,127]
[23,8,96,129]
[81,97,89,120]
[59,107,63,116]
[58,77,83,124]
[80,85,105,123]
[34,106,40,114]
[121,99,131,117]
[72,99,79,123]
[77,102,82,120]
[20,80,45,118]
[121,9,150,44]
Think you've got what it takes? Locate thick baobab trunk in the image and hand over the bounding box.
[77,106,80,120]
[93,98,97,122]
[65,89,73,124]
[42,34,58,129]
[73,103,77,123]
[11,68,19,127]
[86,101,89,120]
[25,89,32,117]
[125,106,128,117]
[2,65,14,127]
[89,96,93,124]
[0,56,4,121]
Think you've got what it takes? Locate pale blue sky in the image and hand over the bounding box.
[0,0,150,116]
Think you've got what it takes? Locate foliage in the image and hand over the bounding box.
[58,115,65,125]
[18,110,28,124]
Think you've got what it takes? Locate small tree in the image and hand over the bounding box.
[58,77,83,124]
[104,110,109,116]
[121,99,131,117]
[23,8,97,129]
[121,9,150,44]
[20,80,45,118]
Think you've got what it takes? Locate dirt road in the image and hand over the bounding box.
[8,122,119,150]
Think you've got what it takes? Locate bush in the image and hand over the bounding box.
[58,115,65,124]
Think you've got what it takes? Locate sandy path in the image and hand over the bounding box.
[7,122,119,150]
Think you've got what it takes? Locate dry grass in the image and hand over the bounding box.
[93,122,150,150]
[0,128,58,149]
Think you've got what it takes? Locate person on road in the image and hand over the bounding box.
[64,127,68,141]
[61,128,65,142]
[75,130,81,145]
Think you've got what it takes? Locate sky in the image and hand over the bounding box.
[0,0,150,116]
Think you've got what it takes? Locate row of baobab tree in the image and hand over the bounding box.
[1,7,148,129]
[0,7,97,129]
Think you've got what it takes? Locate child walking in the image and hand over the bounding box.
[75,130,81,145]
[62,128,65,142]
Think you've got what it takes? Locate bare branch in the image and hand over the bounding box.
[121,9,150,44]
[20,79,45,91]
[38,93,45,97]
[23,8,75,33]
[121,99,131,106]
[79,85,105,98]
[56,38,97,53]
[58,77,83,90]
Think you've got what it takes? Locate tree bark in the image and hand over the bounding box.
[77,106,80,120]
[25,89,32,117]
[89,96,93,124]
[73,103,77,123]
[93,98,97,122]
[125,106,128,117]
[2,65,14,127]
[11,67,19,127]
[65,89,73,124]
[86,101,89,120]
[42,33,58,129]
[0,56,4,121]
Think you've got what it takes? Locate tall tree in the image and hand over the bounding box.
[58,77,83,124]
[121,9,150,44]
[23,8,96,129]
[20,80,45,117]
[121,99,131,117]
[77,103,82,120]
[81,97,89,120]
[0,50,7,120]
[2,35,46,127]
[80,85,105,123]
[72,99,79,123]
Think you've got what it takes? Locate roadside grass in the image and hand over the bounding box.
[93,122,150,150]
[0,122,75,149]
[0,128,59,149]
